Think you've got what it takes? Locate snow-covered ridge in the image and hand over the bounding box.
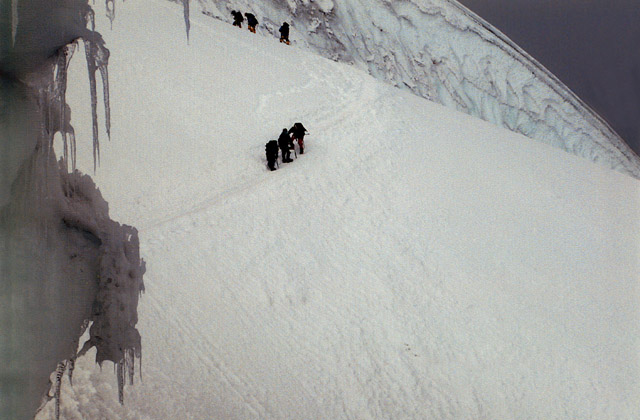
[198,0,640,178]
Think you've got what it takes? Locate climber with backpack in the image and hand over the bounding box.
[231,10,243,28]
[288,122,307,154]
[278,128,293,163]
[279,22,290,44]
[245,13,258,33]
[265,140,279,171]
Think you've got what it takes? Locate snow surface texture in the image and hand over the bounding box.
[198,0,640,178]
[40,0,640,418]
[0,1,144,418]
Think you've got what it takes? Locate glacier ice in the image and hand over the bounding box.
[1,138,146,420]
[1,0,144,419]
[200,0,640,178]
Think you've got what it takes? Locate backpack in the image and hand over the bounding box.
[265,140,278,157]
[245,13,258,26]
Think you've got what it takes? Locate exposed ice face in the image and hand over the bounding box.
[1,148,146,419]
[1,1,144,418]
[200,0,640,178]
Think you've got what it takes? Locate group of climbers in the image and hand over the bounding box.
[231,10,258,33]
[265,123,308,171]
[229,11,303,171]
[231,10,290,44]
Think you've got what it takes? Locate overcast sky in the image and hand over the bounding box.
[456,0,640,155]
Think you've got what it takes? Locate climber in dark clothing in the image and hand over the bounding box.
[231,10,243,28]
[279,22,290,44]
[245,13,258,33]
[265,140,279,171]
[288,122,307,154]
[278,129,293,162]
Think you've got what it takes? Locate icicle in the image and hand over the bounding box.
[55,52,69,168]
[117,360,125,405]
[35,79,56,188]
[54,41,78,170]
[82,34,110,171]
[182,0,190,42]
[125,348,135,385]
[81,3,110,171]
[84,8,100,171]
[70,129,77,169]
[86,7,95,31]
[54,361,66,420]
[106,0,116,29]
[97,44,111,140]
[83,37,100,171]
[68,357,76,386]
[39,75,54,144]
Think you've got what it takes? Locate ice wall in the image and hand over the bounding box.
[0,1,144,419]
[198,0,640,178]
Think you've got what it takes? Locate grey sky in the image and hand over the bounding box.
[456,0,640,155]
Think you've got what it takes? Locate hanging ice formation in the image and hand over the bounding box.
[106,0,116,29]
[183,0,191,41]
[82,10,111,171]
[0,1,144,419]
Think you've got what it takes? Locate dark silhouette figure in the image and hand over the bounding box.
[288,122,307,154]
[278,129,293,162]
[245,13,258,33]
[279,22,290,44]
[231,10,243,28]
[265,140,279,171]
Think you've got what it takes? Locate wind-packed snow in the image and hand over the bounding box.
[34,0,640,418]
[198,0,640,178]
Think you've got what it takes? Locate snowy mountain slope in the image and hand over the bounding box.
[36,0,640,418]
[198,0,640,179]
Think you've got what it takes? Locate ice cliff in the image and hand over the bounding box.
[1,1,144,419]
[199,0,640,178]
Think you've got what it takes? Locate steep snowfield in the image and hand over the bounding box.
[199,0,640,178]
[38,0,640,418]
